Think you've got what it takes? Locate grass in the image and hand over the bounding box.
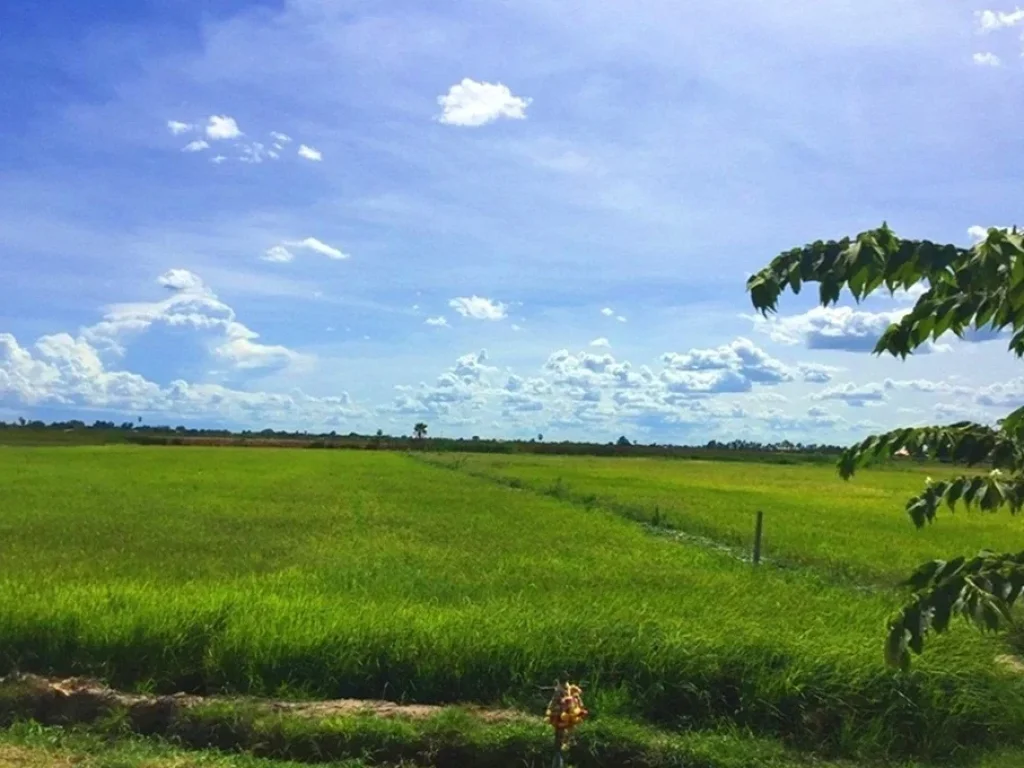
[419,453,1024,584]
[3,446,1024,763]
[0,720,379,767]
[0,701,867,768]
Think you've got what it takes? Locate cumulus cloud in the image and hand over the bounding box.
[267,237,348,261]
[754,306,907,352]
[0,275,360,425]
[387,350,499,417]
[600,308,615,316]
[798,363,840,383]
[425,316,449,327]
[812,381,889,407]
[239,142,270,164]
[211,155,227,164]
[262,246,295,263]
[976,378,1024,408]
[0,329,359,424]
[968,224,1017,242]
[659,338,793,393]
[449,296,508,321]
[167,120,193,135]
[270,131,292,144]
[298,144,323,161]
[437,78,531,127]
[973,51,1002,66]
[813,378,971,407]
[976,8,1024,31]
[158,269,206,293]
[206,115,242,140]
[590,338,610,348]
[83,270,301,372]
[182,140,210,153]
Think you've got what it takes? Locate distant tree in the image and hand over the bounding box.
[376,429,384,438]
[413,422,428,440]
[616,435,631,447]
[18,417,26,427]
[538,433,544,442]
[748,223,1024,668]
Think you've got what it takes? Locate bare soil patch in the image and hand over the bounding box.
[0,674,526,729]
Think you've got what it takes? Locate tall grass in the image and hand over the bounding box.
[2,446,1024,760]
[421,453,1024,584]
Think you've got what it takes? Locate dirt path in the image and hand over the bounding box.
[0,674,527,729]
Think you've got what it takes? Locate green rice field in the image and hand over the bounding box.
[3,445,1024,766]
[422,452,1022,584]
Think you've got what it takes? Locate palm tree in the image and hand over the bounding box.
[413,422,428,440]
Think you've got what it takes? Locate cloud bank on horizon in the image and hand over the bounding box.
[1,1,1023,442]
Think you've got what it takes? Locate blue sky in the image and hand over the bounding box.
[2,0,1024,442]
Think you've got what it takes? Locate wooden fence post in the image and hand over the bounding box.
[753,510,764,565]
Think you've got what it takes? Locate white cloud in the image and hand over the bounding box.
[282,237,348,260]
[262,246,295,263]
[812,381,889,407]
[976,378,1024,408]
[511,324,522,332]
[0,328,359,424]
[298,144,323,161]
[813,378,971,407]
[590,337,611,348]
[436,78,531,127]
[798,363,840,383]
[211,155,227,164]
[600,307,615,316]
[753,305,913,353]
[239,142,269,164]
[976,8,1024,32]
[167,120,193,135]
[0,270,357,426]
[968,224,1016,242]
[449,296,508,320]
[158,269,206,293]
[270,131,292,143]
[660,337,793,389]
[84,270,302,372]
[425,316,449,327]
[387,350,499,417]
[973,51,1002,66]
[616,315,627,323]
[182,140,210,153]
[206,115,242,140]
[891,283,928,303]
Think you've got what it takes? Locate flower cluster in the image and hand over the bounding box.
[546,681,588,733]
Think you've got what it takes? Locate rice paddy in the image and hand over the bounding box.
[2,445,1024,766]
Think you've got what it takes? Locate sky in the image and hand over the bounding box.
[2,0,1024,444]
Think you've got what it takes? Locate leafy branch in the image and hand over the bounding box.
[747,224,1024,358]
[887,551,1024,669]
[746,223,1024,667]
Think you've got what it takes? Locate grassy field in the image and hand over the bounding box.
[3,446,1024,765]
[420,453,1024,584]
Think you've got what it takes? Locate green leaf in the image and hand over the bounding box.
[885,622,909,669]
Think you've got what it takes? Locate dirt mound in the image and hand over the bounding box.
[0,674,526,729]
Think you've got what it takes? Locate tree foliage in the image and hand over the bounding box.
[747,224,1024,668]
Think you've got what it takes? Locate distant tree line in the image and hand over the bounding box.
[0,417,857,463]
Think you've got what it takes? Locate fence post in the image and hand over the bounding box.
[753,510,764,565]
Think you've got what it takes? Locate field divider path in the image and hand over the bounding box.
[0,674,874,768]
[410,453,885,594]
